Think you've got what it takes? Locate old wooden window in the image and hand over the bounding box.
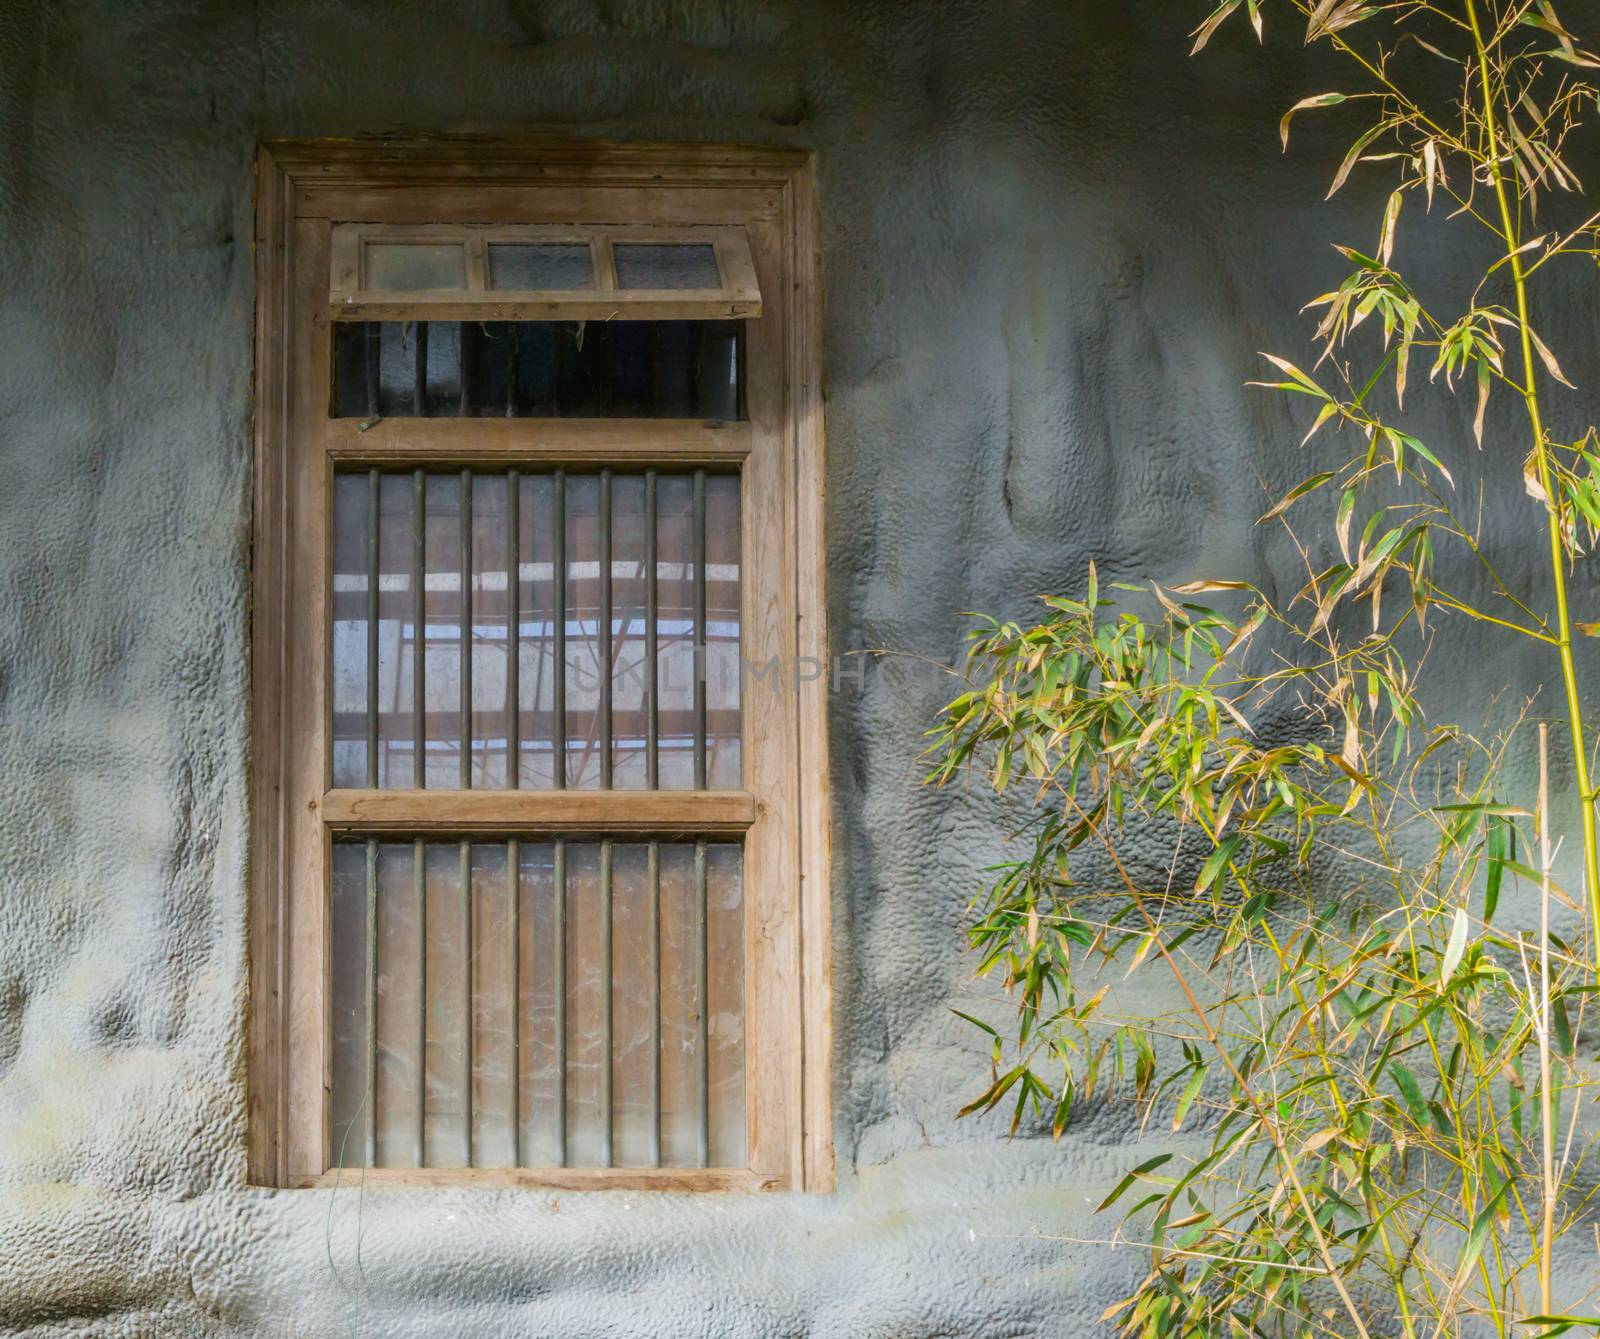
[251,142,830,1192]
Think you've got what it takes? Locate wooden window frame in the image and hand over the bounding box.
[330,222,762,321]
[249,139,832,1193]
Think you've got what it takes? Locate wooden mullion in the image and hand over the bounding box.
[320,417,750,468]
[320,787,757,835]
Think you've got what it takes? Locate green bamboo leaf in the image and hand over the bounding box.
[1097,1153,1174,1212]
[1172,1063,1208,1132]
[1260,470,1336,523]
[1455,1179,1513,1283]
[1391,1061,1426,1121]
[1195,834,1244,894]
[1485,817,1507,923]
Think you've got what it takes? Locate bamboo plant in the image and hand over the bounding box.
[928,3,1600,1334]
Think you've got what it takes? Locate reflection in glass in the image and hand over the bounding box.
[329,838,744,1169]
[332,468,740,793]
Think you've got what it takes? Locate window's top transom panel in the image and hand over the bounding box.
[330,224,761,322]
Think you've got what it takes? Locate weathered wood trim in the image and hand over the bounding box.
[320,788,758,835]
[250,137,831,1193]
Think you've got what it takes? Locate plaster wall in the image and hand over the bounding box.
[1,2,1597,1335]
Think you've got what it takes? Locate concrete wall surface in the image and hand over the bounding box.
[2,2,1598,1335]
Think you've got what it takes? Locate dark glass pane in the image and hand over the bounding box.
[613,244,720,290]
[332,320,742,421]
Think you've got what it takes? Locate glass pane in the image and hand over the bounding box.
[470,475,510,789]
[517,842,563,1166]
[655,476,696,790]
[424,842,470,1168]
[489,243,593,290]
[564,841,606,1166]
[471,843,515,1166]
[366,242,466,292]
[330,838,742,1170]
[333,320,741,420]
[375,842,423,1166]
[424,474,465,788]
[563,475,604,789]
[611,475,648,789]
[334,467,739,793]
[706,842,745,1166]
[705,475,742,789]
[517,475,560,788]
[330,472,371,789]
[377,475,417,788]
[329,842,369,1167]
[613,243,721,290]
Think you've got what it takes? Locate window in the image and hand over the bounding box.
[251,141,830,1192]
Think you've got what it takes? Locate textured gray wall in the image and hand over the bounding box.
[2,2,1596,1335]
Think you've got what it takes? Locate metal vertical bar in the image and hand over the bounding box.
[600,469,613,790]
[507,470,520,790]
[553,470,567,789]
[690,323,704,418]
[645,470,658,790]
[506,324,519,417]
[553,837,567,1166]
[365,837,379,1167]
[458,321,474,419]
[693,470,707,790]
[460,839,473,1168]
[599,837,614,1168]
[414,838,426,1168]
[366,468,380,788]
[413,321,429,416]
[694,837,709,1168]
[508,837,521,1167]
[413,470,426,789]
[647,839,661,1168]
[460,469,473,790]
[364,323,380,419]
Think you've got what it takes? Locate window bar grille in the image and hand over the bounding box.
[460,839,473,1167]
[459,321,475,419]
[507,470,520,789]
[553,836,567,1165]
[647,839,661,1168]
[505,325,518,417]
[693,470,707,790]
[414,838,426,1168]
[460,469,473,790]
[412,470,426,788]
[458,467,474,1168]
[364,837,379,1167]
[508,836,521,1166]
[413,321,429,416]
[364,324,380,419]
[554,470,567,789]
[600,469,613,790]
[366,469,380,787]
[690,325,704,419]
[694,837,709,1167]
[645,470,659,789]
[599,836,614,1168]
